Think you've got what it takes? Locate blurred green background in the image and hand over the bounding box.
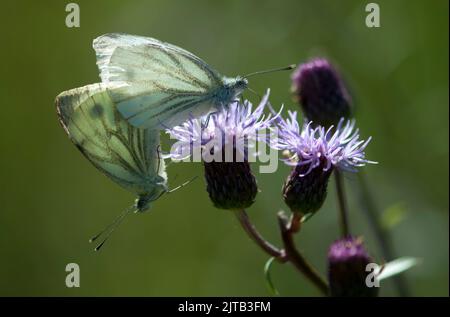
[0,0,448,296]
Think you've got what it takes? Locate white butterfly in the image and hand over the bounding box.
[93,33,292,130]
[56,83,183,250]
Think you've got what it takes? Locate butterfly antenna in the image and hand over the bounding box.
[167,176,199,193]
[244,64,296,79]
[89,204,135,251]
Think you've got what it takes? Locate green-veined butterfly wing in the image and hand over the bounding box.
[93,33,224,129]
[56,83,167,197]
[93,34,248,130]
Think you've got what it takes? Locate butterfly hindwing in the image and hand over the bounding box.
[56,83,167,195]
[93,33,223,129]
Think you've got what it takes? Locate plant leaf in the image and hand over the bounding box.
[264,257,279,296]
[376,257,421,281]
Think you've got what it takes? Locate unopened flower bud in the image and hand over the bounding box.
[291,58,352,128]
[327,236,379,297]
[204,158,258,210]
[282,158,332,218]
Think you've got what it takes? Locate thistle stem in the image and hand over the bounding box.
[356,171,410,296]
[277,211,329,296]
[235,209,285,260]
[235,209,328,295]
[334,170,350,237]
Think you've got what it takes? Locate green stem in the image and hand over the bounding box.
[334,170,350,237]
[356,171,410,296]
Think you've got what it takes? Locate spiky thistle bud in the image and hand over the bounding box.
[291,58,352,128]
[327,236,379,297]
[203,150,258,210]
[167,90,276,210]
[282,157,333,217]
[269,112,376,219]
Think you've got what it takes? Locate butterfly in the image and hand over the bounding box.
[93,33,294,130]
[56,83,189,250]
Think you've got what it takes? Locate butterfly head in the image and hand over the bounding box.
[135,184,167,212]
[232,76,249,98]
[234,76,249,92]
[221,77,248,104]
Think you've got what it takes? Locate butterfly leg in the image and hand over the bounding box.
[203,111,219,128]
[155,144,163,175]
[167,176,199,193]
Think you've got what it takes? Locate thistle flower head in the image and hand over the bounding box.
[167,90,275,161]
[166,90,275,210]
[271,111,376,176]
[328,236,379,297]
[291,58,352,128]
[270,111,375,216]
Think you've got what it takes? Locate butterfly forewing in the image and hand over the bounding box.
[56,83,167,195]
[108,83,213,129]
[93,33,223,129]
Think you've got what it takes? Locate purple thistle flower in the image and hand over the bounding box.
[167,90,275,162]
[328,236,379,297]
[291,58,352,128]
[271,111,376,174]
[166,90,275,210]
[269,111,375,217]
